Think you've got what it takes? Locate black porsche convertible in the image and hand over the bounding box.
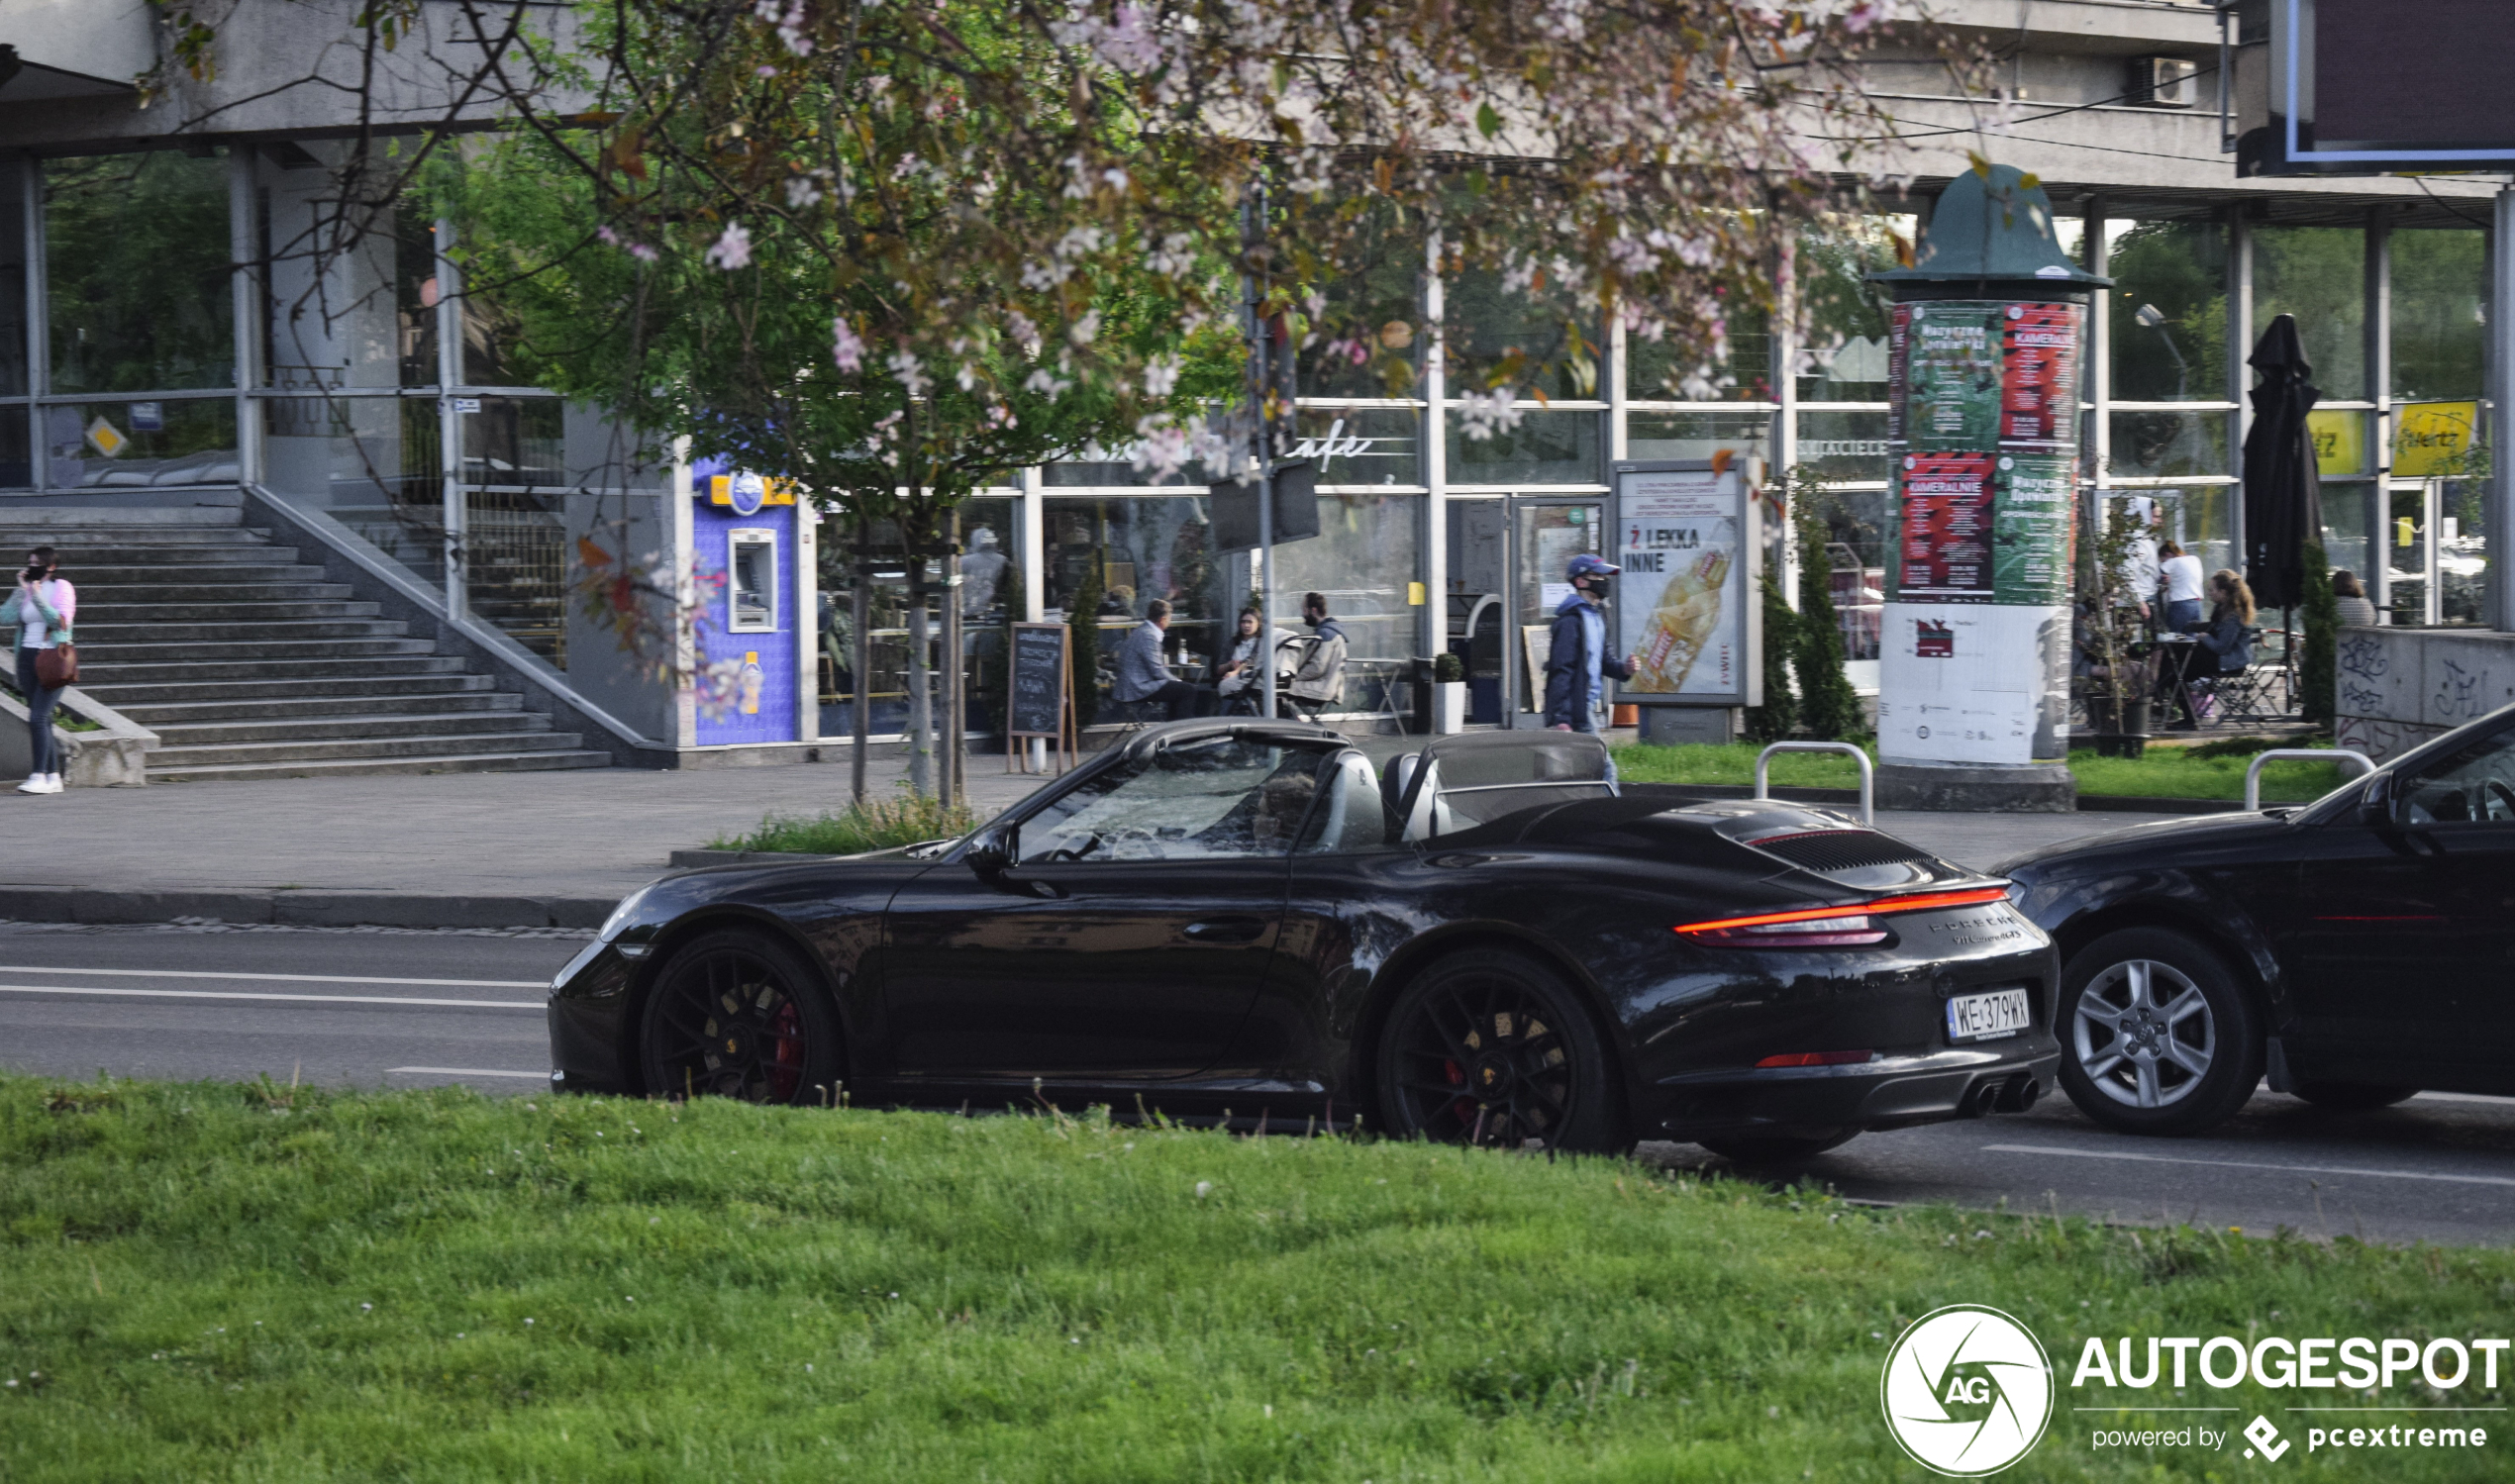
[550,723,2061,1157]
[2002,705,2515,1137]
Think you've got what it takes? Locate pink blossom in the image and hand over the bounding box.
[831,318,865,373]
[705,225,753,270]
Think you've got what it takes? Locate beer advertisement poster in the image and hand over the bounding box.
[1614,467,1744,700]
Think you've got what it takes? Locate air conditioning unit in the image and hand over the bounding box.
[2127,55,2200,109]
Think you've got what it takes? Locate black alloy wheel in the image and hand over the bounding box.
[1375,948,1627,1153]
[2293,1081,2419,1111]
[639,930,843,1105]
[2056,926,2263,1137]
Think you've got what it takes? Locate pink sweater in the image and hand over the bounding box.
[6,578,74,648]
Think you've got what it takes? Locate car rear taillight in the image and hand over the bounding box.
[1755,1050,1875,1067]
[1672,886,2010,947]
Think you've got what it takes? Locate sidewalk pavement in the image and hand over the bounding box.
[0,746,2180,929]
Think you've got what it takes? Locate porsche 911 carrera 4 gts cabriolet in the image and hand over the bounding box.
[550,723,2061,1157]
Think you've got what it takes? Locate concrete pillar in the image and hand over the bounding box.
[21,157,45,491]
[230,147,262,488]
[436,216,467,619]
[2228,207,2255,566]
[2366,207,2392,615]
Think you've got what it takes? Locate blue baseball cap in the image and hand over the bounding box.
[1567,553,1622,580]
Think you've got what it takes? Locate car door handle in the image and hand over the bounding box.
[1183,917,1268,943]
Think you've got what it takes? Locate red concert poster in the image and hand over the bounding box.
[1895,452,1995,602]
[1999,302,2080,446]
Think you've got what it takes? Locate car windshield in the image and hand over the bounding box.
[1018,736,1326,862]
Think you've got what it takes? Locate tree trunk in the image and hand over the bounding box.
[851,510,870,805]
[906,545,933,798]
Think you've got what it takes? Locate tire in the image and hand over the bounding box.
[2294,1081,2419,1111]
[638,930,844,1105]
[1374,947,1629,1153]
[2057,927,2262,1136]
[1694,1128,1860,1163]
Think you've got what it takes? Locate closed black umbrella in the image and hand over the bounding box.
[2242,314,2324,609]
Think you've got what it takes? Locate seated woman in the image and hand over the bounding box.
[2332,568,2378,628]
[1210,606,1291,716]
[2164,569,2256,731]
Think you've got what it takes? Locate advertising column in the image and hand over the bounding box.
[1871,164,2106,812]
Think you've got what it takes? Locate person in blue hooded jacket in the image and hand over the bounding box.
[1544,553,1630,733]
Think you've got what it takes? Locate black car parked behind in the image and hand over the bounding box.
[2003,707,2515,1136]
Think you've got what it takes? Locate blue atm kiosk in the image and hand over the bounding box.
[687,457,813,747]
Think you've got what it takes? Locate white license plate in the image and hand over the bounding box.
[1946,988,2031,1042]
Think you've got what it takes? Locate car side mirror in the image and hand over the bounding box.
[2356,772,2395,827]
[964,823,1014,872]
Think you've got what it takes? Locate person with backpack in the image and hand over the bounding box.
[2,544,76,795]
[1544,553,1630,734]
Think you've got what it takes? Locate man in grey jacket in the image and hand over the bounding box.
[1112,599,1211,721]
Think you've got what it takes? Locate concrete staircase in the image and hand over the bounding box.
[2,504,611,782]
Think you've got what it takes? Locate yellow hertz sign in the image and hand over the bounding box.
[2308,409,2363,476]
[2394,401,2478,478]
[707,474,798,508]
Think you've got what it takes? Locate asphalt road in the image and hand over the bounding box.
[6,921,2511,1246]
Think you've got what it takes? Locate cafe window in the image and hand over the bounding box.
[2392,229,2486,403]
[2255,226,2366,401]
[2107,220,2227,403]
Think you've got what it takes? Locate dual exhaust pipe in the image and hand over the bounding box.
[1967,1074,2041,1117]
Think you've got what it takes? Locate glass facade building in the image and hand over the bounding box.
[0,149,2494,730]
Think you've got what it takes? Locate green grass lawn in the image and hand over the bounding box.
[4,1075,2508,1480]
[1615,741,2359,805]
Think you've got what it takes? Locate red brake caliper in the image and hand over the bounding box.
[768,1000,804,1100]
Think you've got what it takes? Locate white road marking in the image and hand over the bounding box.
[1980,1142,2515,1189]
[388,1067,553,1079]
[0,984,541,1010]
[2412,1091,2515,1107]
[0,964,545,989]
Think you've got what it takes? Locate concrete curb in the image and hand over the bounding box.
[3,885,617,930]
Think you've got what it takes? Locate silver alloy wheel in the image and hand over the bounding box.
[2072,957,2215,1108]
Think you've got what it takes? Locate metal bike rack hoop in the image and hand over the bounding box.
[1754,741,1875,826]
[2243,748,2374,812]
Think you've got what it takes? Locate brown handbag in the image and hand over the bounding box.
[35,643,76,689]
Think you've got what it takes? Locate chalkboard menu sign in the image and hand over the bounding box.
[1006,622,1075,773]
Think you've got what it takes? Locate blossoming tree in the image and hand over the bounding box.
[168,0,1929,797]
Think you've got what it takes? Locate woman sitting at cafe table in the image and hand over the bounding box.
[2162,569,2255,732]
